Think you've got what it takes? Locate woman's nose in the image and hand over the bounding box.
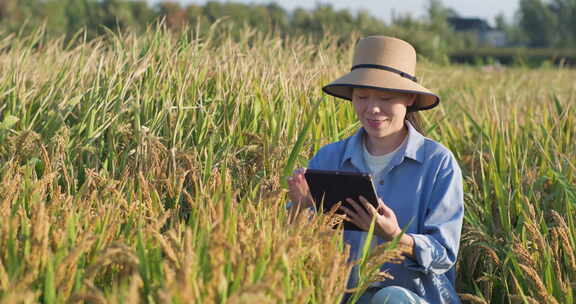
[367,99,381,113]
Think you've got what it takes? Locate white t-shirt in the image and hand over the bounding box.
[362,136,407,176]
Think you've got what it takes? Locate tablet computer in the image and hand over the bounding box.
[304,169,379,231]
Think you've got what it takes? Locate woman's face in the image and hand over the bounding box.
[352,88,416,139]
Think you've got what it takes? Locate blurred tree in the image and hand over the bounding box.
[427,0,458,23]
[265,3,288,33]
[99,0,154,33]
[519,0,560,47]
[185,4,204,27]
[130,0,156,24]
[158,1,187,30]
[494,12,527,47]
[64,0,95,35]
[548,0,576,47]
[3,0,528,60]
[0,0,43,33]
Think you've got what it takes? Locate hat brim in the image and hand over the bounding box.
[322,68,440,111]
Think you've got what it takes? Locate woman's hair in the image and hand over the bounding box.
[406,111,425,135]
[406,93,425,135]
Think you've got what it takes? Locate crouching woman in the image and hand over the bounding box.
[287,36,464,304]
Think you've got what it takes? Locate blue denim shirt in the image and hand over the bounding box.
[305,121,464,304]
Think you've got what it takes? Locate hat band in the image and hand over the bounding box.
[351,64,418,83]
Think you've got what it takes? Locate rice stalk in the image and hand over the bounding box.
[459,293,488,304]
[517,264,557,304]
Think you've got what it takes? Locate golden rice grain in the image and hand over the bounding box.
[478,245,501,266]
[17,201,50,290]
[555,225,576,271]
[550,210,567,229]
[553,259,569,294]
[69,280,107,304]
[458,293,488,304]
[513,242,536,269]
[518,264,558,304]
[84,243,140,281]
[152,230,180,268]
[0,289,39,304]
[549,227,560,257]
[523,197,536,219]
[0,164,21,218]
[510,294,540,304]
[124,273,143,304]
[524,220,547,254]
[55,234,97,297]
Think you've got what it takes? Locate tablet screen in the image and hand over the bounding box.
[304,169,379,231]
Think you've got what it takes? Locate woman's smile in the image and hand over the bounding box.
[366,118,389,128]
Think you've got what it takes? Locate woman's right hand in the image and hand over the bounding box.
[287,168,314,208]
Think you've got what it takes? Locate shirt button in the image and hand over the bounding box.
[379,180,384,185]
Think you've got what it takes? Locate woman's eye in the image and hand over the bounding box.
[357,96,368,100]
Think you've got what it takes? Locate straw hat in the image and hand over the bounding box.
[322,36,439,111]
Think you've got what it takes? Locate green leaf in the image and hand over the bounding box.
[360,216,377,265]
[281,98,322,187]
[44,256,56,304]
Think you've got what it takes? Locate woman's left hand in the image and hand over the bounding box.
[340,196,401,241]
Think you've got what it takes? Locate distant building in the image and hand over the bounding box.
[447,17,507,47]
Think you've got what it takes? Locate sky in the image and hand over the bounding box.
[147,0,520,25]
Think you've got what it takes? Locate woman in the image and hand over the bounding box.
[287,36,464,304]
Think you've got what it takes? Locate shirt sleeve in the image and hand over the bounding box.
[403,153,464,275]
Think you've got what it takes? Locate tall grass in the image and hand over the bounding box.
[0,25,574,303]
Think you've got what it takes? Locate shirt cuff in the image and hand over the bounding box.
[403,233,434,273]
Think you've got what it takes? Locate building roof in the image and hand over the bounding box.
[447,17,493,32]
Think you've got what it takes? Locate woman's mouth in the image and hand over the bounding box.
[366,118,387,128]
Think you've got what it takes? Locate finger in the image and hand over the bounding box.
[346,198,369,219]
[289,172,303,184]
[339,206,355,218]
[294,170,304,181]
[358,196,374,216]
[287,178,299,189]
[340,206,362,227]
[378,199,393,216]
[358,196,377,214]
[294,167,306,176]
[360,196,379,216]
[339,206,352,220]
[297,176,309,189]
[375,198,386,215]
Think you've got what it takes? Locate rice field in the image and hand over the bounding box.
[0,26,574,303]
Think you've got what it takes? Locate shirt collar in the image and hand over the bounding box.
[403,120,427,163]
[341,120,426,170]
